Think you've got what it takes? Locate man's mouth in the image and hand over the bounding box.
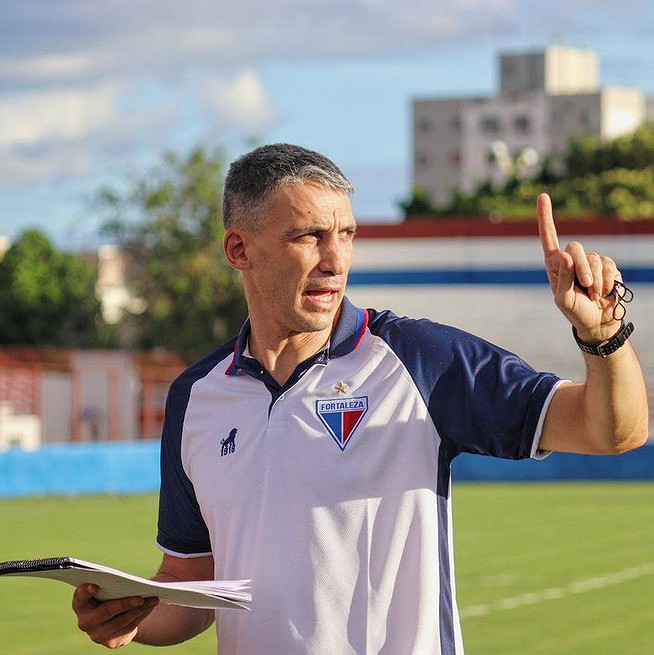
[305,288,339,303]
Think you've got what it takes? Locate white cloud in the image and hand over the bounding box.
[0,0,580,88]
[0,80,180,187]
[0,0,651,237]
[0,53,96,82]
[0,144,94,187]
[0,84,118,149]
[1,1,640,101]
[199,70,278,136]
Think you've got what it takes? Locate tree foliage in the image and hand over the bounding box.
[98,147,247,362]
[566,124,654,176]
[401,124,654,220]
[397,184,439,216]
[0,230,103,346]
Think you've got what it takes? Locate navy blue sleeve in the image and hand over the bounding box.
[156,349,231,555]
[368,309,562,460]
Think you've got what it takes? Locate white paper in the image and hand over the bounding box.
[1,558,251,610]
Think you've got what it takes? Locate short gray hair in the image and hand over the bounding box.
[222,143,354,229]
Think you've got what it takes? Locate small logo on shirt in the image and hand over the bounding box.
[334,381,349,394]
[316,396,368,451]
[220,428,237,456]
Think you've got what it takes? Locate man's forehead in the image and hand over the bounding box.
[271,181,349,202]
[268,183,354,219]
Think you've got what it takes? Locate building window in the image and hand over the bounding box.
[580,109,592,129]
[415,152,431,170]
[417,117,433,133]
[480,115,501,133]
[514,115,531,133]
[449,150,462,167]
[550,109,564,126]
[528,62,540,87]
[449,114,462,132]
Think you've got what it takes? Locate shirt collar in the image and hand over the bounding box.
[329,296,370,358]
[225,296,369,377]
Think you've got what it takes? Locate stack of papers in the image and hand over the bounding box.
[0,557,251,610]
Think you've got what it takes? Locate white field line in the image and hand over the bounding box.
[460,562,654,619]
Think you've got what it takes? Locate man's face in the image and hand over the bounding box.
[239,182,356,341]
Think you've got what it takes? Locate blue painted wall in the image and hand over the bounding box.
[453,446,654,482]
[348,265,654,287]
[0,442,160,498]
[0,442,652,498]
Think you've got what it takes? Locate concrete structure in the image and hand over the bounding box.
[0,402,40,450]
[0,348,185,445]
[413,46,652,206]
[96,244,146,324]
[0,236,10,260]
[3,213,653,447]
[499,47,599,95]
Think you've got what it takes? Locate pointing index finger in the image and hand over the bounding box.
[537,192,560,257]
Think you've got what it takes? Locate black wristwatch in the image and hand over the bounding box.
[572,321,634,357]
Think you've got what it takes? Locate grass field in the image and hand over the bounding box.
[1,483,653,654]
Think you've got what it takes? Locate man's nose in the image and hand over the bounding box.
[318,234,349,276]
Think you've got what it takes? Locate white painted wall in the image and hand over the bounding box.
[349,234,654,438]
[0,402,41,450]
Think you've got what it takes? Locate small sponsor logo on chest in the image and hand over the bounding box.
[220,428,237,456]
[316,396,369,451]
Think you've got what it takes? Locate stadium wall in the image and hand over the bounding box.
[0,442,160,498]
[1,218,651,498]
[0,442,653,498]
[349,219,654,440]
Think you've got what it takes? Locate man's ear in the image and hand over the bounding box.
[223,228,250,271]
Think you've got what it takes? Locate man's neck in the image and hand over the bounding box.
[248,327,331,387]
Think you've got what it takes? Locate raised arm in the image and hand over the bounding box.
[73,553,215,649]
[536,193,649,454]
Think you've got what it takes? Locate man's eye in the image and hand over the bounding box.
[296,232,320,242]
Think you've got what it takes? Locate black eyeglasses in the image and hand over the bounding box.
[611,280,634,321]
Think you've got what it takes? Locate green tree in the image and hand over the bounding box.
[0,230,103,346]
[98,147,247,362]
[565,124,654,176]
[398,184,439,216]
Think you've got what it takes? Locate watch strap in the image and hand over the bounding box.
[572,321,634,357]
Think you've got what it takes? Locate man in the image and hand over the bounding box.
[73,143,649,653]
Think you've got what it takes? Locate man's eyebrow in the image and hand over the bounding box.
[283,224,327,239]
[283,221,357,240]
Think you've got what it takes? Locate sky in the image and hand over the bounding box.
[2,0,653,249]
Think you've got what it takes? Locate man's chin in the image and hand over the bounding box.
[295,306,339,333]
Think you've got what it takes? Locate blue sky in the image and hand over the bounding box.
[1,0,653,248]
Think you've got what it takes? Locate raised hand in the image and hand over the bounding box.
[537,193,622,341]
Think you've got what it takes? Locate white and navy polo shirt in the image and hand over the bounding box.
[157,298,563,655]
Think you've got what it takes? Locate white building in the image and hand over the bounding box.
[0,347,185,445]
[0,402,40,450]
[413,46,652,207]
[96,244,146,324]
[0,236,10,259]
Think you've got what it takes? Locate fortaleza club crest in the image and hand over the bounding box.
[316,396,369,451]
